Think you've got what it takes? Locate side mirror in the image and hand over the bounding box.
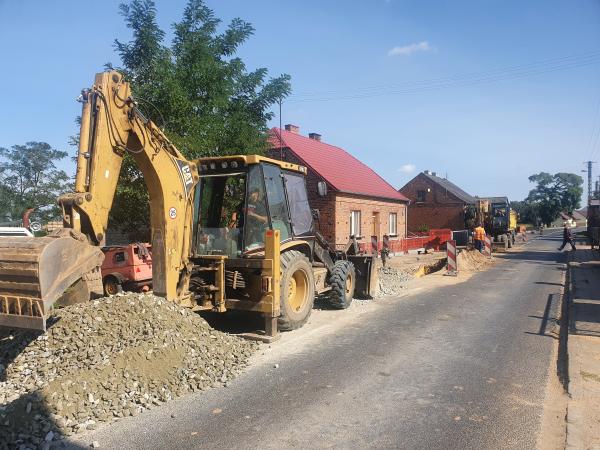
[311,209,320,220]
[317,181,328,197]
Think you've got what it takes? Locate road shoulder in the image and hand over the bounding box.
[565,246,600,450]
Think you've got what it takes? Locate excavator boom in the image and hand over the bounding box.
[0,71,198,330]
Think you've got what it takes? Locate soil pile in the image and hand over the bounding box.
[0,293,257,449]
[374,266,413,297]
[456,249,495,272]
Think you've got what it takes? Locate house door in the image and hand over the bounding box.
[371,212,380,240]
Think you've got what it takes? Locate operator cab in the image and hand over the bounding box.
[192,156,314,258]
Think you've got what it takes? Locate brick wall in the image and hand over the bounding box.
[399,173,468,232]
[334,193,407,247]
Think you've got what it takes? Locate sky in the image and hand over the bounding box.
[1,0,599,202]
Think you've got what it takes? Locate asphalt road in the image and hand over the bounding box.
[71,233,567,450]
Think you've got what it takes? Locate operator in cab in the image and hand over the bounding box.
[245,187,269,250]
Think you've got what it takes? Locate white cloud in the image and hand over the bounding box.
[388,41,431,57]
[398,164,416,173]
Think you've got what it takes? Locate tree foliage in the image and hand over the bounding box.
[105,0,291,231]
[525,172,583,226]
[0,142,70,223]
[510,200,540,226]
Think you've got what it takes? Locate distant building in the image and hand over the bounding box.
[399,171,477,232]
[571,210,587,227]
[551,210,588,228]
[269,125,409,248]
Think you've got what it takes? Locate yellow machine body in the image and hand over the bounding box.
[0,71,373,337]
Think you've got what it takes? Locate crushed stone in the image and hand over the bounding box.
[0,293,258,449]
[373,266,413,298]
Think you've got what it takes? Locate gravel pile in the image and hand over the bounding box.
[374,266,413,297]
[457,249,495,271]
[0,293,257,449]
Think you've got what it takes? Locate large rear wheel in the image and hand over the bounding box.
[278,250,315,331]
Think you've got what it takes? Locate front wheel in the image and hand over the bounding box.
[278,251,315,331]
[327,260,356,309]
[103,276,123,296]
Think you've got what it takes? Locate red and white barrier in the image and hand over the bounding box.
[446,240,458,276]
[371,235,378,258]
[484,236,492,257]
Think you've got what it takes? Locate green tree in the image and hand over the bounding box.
[104,0,291,231]
[526,172,583,226]
[510,200,539,226]
[0,142,70,223]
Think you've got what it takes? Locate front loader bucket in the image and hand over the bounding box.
[347,255,378,298]
[0,231,104,331]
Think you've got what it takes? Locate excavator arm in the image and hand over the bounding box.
[0,71,199,330]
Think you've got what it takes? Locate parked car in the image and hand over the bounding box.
[101,243,152,296]
[0,226,34,237]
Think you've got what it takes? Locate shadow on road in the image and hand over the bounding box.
[525,293,562,337]
[198,310,265,334]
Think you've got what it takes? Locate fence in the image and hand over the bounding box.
[348,229,453,255]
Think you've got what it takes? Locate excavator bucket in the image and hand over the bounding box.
[0,230,104,331]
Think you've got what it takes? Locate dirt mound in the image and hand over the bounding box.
[0,293,257,448]
[374,266,413,297]
[456,249,495,272]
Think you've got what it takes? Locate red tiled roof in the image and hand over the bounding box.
[269,128,408,202]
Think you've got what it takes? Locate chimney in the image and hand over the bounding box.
[432,172,437,177]
[423,170,431,175]
[284,124,299,134]
[308,132,321,142]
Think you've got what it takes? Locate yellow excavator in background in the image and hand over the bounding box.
[0,71,376,338]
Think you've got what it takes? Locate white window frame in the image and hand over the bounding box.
[389,212,398,236]
[350,210,361,237]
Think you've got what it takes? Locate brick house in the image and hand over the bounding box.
[399,170,476,232]
[269,125,409,249]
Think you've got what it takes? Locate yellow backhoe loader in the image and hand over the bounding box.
[0,71,376,338]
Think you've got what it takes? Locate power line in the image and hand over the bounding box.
[288,51,600,103]
[294,51,600,97]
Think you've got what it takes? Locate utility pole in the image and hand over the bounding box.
[583,161,596,205]
[278,97,283,160]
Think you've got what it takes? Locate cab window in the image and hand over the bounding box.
[263,164,292,241]
[283,171,313,236]
[244,165,270,251]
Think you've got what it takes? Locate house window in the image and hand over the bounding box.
[350,210,361,237]
[417,190,427,202]
[389,213,398,236]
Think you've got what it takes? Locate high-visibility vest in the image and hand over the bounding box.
[475,227,486,241]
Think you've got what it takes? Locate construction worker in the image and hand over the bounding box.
[474,223,486,253]
[558,223,576,252]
